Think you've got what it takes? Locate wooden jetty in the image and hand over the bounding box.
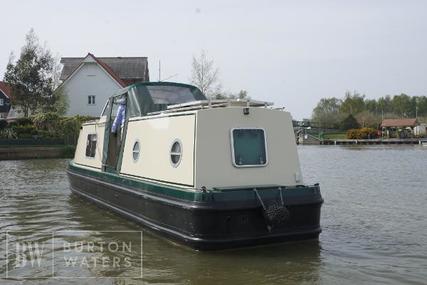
[320,138,427,145]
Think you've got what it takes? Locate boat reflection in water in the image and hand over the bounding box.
[67,195,321,284]
[67,82,323,250]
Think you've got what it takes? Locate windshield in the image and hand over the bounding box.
[137,84,205,105]
[125,83,206,117]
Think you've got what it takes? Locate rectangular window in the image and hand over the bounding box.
[0,99,3,106]
[231,128,267,167]
[88,95,96,105]
[85,134,97,157]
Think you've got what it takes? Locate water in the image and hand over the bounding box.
[1,146,426,284]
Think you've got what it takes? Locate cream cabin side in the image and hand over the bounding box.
[194,107,302,189]
[73,119,106,170]
[120,113,196,186]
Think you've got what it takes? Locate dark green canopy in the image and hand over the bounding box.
[115,81,206,117]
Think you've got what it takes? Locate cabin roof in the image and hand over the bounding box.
[381,118,417,128]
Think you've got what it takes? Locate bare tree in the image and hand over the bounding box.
[191,50,221,98]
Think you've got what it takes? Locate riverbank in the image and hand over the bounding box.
[321,138,427,145]
[0,145,75,160]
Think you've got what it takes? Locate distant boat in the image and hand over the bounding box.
[67,81,323,250]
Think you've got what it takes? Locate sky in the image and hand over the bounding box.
[1,0,427,119]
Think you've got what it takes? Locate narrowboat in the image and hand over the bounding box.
[67,82,323,250]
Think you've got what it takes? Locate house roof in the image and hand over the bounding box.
[60,53,149,86]
[0,81,11,99]
[381,118,417,128]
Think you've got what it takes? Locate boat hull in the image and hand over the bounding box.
[67,164,323,250]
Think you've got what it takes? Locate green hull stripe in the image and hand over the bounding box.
[68,161,202,202]
[68,161,321,203]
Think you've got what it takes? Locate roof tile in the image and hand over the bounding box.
[60,54,149,85]
[381,118,417,127]
[0,81,12,99]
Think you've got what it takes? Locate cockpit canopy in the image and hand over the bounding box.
[103,82,206,118]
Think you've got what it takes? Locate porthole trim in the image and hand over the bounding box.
[170,139,183,168]
[132,140,140,162]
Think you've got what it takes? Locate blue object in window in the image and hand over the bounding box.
[112,102,126,133]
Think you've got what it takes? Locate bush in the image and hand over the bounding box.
[33,112,61,132]
[0,119,7,130]
[59,116,96,144]
[0,128,17,139]
[11,117,34,126]
[340,114,360,130]
[13,125,38,138]
[1,114,97,142]
[61,145,76,158]
[347,128,378,139]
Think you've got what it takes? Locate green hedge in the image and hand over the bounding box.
[0,138,65,146]
[0,113,96,144]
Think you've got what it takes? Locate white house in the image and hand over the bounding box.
[59,53,149,117]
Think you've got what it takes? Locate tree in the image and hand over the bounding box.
[191,50,221,98]
[4,29,62,117]
[312,97,342,129]
[355,111,381,128]
[215,89,250,100]
[46,86,69,115]
[415,96,427,117]
[339,114,360,130]
[340,91,366,115]
[391,93,412,117]
[365,99,378,114]
[377,95,393,114]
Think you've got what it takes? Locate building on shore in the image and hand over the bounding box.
[381,118,418,138]
[59,53,149,117]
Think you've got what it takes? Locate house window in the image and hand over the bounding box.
[170,140,182,167]
[88,95,96,105]
[231,128,267,167]
[85,134,97,157]
[0,99,3,106]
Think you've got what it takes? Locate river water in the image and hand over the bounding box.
[0,145,426,284]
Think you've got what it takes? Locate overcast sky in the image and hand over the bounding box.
[2,0,427,119]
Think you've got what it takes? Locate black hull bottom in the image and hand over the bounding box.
[67,167,323,250]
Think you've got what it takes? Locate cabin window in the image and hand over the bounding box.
[0,99,3,106]
[231,128,267,167]
[85,134,97,157]
[170,140,182,167]
[133,141,140,161]
[88,95,96,105]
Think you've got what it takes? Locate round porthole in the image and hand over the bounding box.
[132,141,140,161]
[170,140,182,167]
